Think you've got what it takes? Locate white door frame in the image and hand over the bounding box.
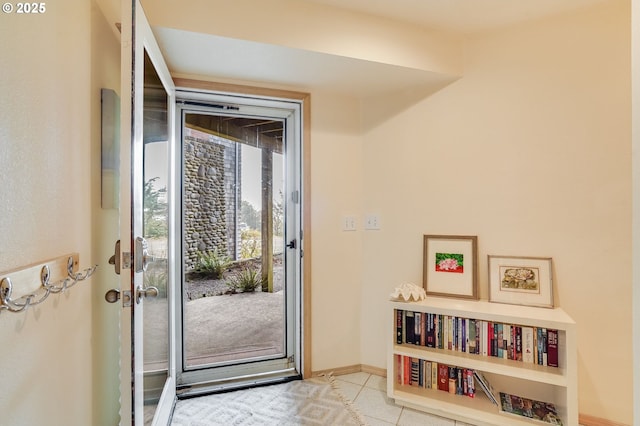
[173,90,304,393]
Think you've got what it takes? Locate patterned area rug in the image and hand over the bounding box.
[171,375,367,426]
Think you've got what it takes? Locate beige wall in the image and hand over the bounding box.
[308,91,364,370]
[0,1,121,425]
[634,0,640,421]
[90,2,122,425]
[0,0,92,425]
[359,1,632,423]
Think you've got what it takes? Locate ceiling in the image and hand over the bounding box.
[302,0,611,34]
[132,0,614,100]
[153,27,456,99]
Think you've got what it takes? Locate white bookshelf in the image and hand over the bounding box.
[387,297,577,426]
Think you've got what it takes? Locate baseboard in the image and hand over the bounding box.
[311,364,362,377]
[360,364,387,377]
[311,364,386,378]
[312,365,625,426]
[579,414,629,426]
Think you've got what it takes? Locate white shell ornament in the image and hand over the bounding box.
[389,282,426,302]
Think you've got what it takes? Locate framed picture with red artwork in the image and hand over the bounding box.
[423,235,478,300]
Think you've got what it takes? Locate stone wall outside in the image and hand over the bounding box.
[183,134,240,270]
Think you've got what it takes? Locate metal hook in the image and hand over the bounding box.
[0,277,46,313]
[67,256,97,282]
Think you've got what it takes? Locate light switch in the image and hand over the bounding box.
[365,214,381,230]
[342,216,357,231]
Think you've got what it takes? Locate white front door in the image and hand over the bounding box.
[119,1,177,424]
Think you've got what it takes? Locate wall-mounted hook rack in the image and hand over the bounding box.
[0,253,97,314]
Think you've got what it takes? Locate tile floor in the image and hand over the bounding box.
[334,372,473,426]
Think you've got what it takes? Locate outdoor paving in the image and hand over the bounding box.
[183,290,284,365]
[144,290,284,367]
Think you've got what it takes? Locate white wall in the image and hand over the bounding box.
[360,1,632,423]
[0,0,95,424]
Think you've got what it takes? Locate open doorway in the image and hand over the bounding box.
[174,90,304,393]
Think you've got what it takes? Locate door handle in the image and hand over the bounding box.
[104,288,132,307]
[105,288,120,303]
[134,237,156,273]
[108,240,122,275]
[136,285,158,304]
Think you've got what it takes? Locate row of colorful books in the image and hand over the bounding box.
[395,310,559,367]
[395,354,497,403]
[395,354,564,425]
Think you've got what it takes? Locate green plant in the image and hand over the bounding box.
[144,268,167,298]
[240,229,262,259]
[195,248,231,279]
[226,267,266,293]
[143,177,168,238]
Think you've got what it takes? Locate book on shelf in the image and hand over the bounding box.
[480,320,487,356]
[443,315,449,350]
[403,355,410,385]
[406,310,415,345]
[426,313,435,348]
[547,329,559,367]
[522,327,534,363]
[467,319,477,355]
[465,369,475,398]
[515,326,523,361]
[410,357,420,387]
[541,328,548,366]
[473,370,498,406]
[431,361,438,389]
[499,392,563,425]
[496,323,504,358]
[395,354,403,385]
[423,360,432,388]
[414,312,422,346]
[437,362,449,391]
[536,328,547,365]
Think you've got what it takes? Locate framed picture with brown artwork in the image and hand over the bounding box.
[488,255,553,308]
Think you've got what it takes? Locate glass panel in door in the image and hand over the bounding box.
[141,51,169,423]
[182,113,286,368]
